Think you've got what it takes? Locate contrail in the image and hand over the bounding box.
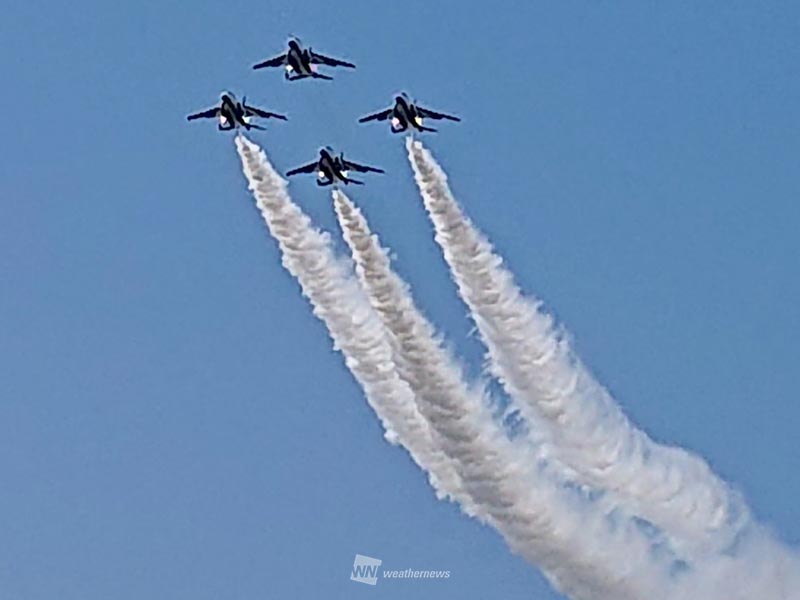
[333,189,673,600]
[405,137,749,556]
[233,135,799,599]
[405,138,800,597]
[234,135,471,513]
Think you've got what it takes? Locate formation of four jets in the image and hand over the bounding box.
[187,38,461,186]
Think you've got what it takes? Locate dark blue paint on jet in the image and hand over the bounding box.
[253,38,355,81]
[187,92,287,131]
[286,147,383,186]
[359,93,460,133]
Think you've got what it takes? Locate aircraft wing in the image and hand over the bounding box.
[342,158,384,174]
[417,106,461,121]
[286,161,320,177]
[186,107,219,121]
[308,50,356,68]
[244,105,288,120]
[358,108,393,123]
[252,53,287,69]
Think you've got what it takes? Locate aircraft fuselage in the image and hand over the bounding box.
[316,149,346,185]
[391,96,423,132]
[285,41,314,79]
[219,93,259,130]
[218,94,241,129]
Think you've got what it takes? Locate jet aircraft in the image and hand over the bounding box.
[253,38,355,81]
[186,92,287,131]
[286,147,383,186]
[359,93,460,133]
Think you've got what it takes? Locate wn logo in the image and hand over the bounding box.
[350,554,382,586]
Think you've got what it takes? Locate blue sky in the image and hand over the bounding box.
[1,1,798,598]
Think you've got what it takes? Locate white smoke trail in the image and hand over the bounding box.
[405,138,800,598]
[405,137,749,555]
[238,136,672,599]
[333,189,675,600]
[235,135,472,512]
[235,136,799,599]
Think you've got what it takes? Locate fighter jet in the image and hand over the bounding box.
[286,147,384,186]
[359,93,460,133]
[252,38,355,81]
[186,92,287,131]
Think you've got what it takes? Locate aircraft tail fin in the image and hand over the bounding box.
[310,72,334,81]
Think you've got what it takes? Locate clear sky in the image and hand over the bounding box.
[1,1,798,599]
